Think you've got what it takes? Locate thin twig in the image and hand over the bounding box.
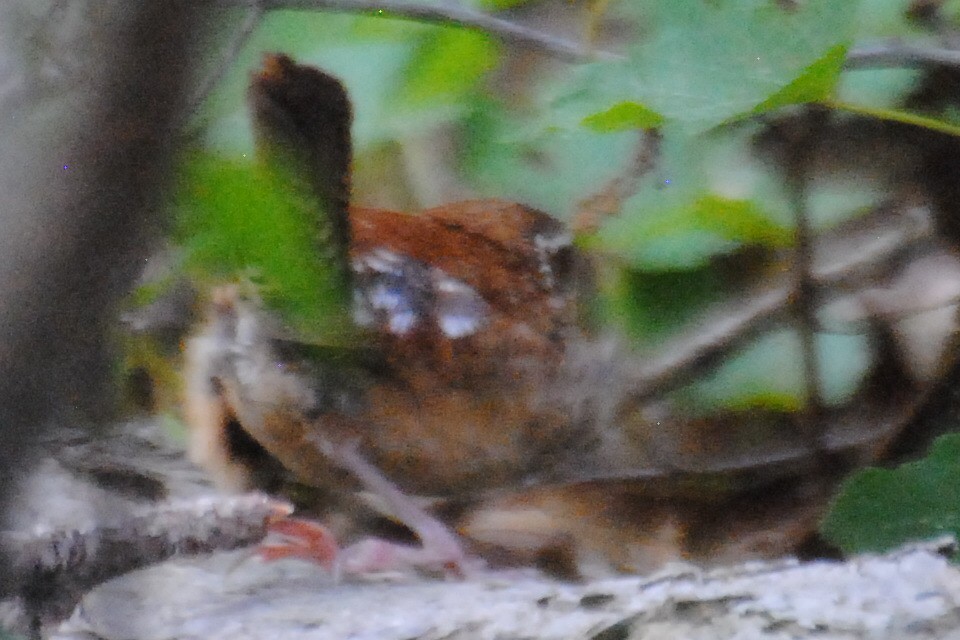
[787,142,827,442]
[1,494,291,635]
[212,0,621,62]
[627,202,935,400]
[209,1,960,73]
[187,3,265,118]
[845,41,960,70]
[819,293,960,336]
[573,130,662,233]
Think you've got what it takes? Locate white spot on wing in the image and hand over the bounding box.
[531,230,572,288]
[388,310,418,335]
[435,277,474,295]
[353,251,492,338]
[352,249,426,336]
[369,282,407,312]
[432,270,488,339]
[351,291,376,327]
[534,230,572,253]
[439,313,482,338]
[358,248,406,276]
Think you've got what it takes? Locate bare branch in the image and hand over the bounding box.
[212,0,621,62]
[2,494,290,636]
[785,116,828,444]
[183,0,960,91]
[573,130,662,233]
[846,40,960,70]
[628,202,936,400]
[0,1,211,583]
[187,3,266,119]
[207,2,960,74]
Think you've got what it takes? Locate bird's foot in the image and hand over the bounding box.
[258,516,475,578]
[257,516,339,569]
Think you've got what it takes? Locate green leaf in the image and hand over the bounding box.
[827,100,960,137]
[462,97,636,218]
[754,44,848,113]
[591,128,792,269]
[173,152,356,346]
[473,0,532,11]
[690,195,793,246]
[600,264,728,344]
[559,0,855,133]
[835,68,921,110]
[822,434,960,556]
[397,28,499,106]
[597,226,740,271]
[582,101,664,132]
[852,0,924,37]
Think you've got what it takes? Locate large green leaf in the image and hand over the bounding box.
[595,194,792,269]
[753,44,848,113]
[600,264,728,344]
[589,127,792,269]
[822,434,960,556]
[462,97,636,218]
[559,0,856,132]
[582,101,664,132]
[173,152,356,346]
[397,28,499,106]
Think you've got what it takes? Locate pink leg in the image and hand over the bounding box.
[327,440,471,574]
[259,439,479,577]
[257,517,339,569]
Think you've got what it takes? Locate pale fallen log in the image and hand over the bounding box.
[0,494,290,638]
[7,419,960,640]
[52,538,960,640]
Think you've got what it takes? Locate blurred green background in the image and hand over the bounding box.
[160,0,960,558]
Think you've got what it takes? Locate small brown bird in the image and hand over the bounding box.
[180,54,920,578]
[184,53,599,575]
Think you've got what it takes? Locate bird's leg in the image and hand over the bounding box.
[262,438,476,577]
[258,516,340,569]
[333,440,470,572]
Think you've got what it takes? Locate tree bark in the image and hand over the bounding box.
[0,1,211,587]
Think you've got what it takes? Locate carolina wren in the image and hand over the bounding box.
[182,55,856,577]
